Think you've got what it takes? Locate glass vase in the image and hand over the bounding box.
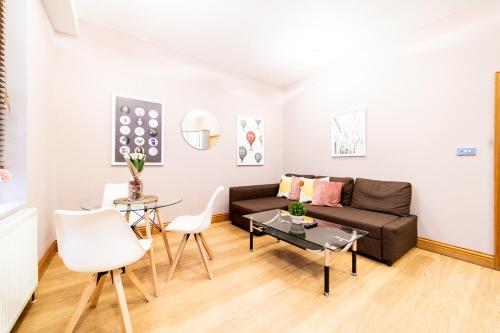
[128,177,144,200]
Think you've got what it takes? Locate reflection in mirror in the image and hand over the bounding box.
[181,109,220,150]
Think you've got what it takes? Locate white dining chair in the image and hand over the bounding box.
[166,186,224,281]
[54,207,152,333]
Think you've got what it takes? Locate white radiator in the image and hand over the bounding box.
[0,208,38,333]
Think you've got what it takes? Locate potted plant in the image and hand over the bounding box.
[288,201,306,224]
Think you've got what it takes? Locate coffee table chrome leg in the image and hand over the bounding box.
[249,220,254,252]
[352,240,357,277]
[324,249,330,296]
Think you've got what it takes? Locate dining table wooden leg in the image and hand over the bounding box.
[144,210,159,297]
[155,208,173,264]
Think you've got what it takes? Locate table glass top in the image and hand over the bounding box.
[81,196,182,212]
[244,209,369,251]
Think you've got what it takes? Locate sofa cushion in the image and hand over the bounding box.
[231,197,289,215]
[288,176,302,200]
[351,178,412,216]
[277,175,292,198]
[317,176,354,206]
[305,205,399,240]
[311,179,343,207]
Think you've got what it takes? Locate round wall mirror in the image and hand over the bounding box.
[181,109,220,150]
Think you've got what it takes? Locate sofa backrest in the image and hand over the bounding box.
[351,178,412,216]
[285,173,315,179]
[285,173,354,206]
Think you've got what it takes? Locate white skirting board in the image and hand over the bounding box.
[0,208,38,333]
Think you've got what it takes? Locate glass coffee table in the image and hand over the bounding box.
[244,209,369,296]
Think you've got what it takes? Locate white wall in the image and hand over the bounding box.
[283,17,500,254]
[3,0,56,259]
[3,0,28,204]
[8,2,284,259]
[26,0,58,259]
[49,21,284,221]
[15,1,499,258]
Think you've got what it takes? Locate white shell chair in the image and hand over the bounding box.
[166,186,224,281]
[54,208,152,333]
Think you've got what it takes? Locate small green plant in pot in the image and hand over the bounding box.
[288,201,306,224]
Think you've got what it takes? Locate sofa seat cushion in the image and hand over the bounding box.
[305,205,399,240]
[231,197,289,215]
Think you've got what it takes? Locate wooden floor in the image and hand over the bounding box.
[14,222,500,333]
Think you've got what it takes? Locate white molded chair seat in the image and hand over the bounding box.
[167,215,204,233]
[166,186,224,281]
[55,208,151,273]
[138,239,153,252]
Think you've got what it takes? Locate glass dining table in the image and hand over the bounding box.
[81,195,182,297]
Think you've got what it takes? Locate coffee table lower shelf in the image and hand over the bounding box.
[249,220,358,297]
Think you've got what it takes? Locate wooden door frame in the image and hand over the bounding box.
[494,72,500,270]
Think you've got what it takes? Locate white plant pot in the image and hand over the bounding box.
[291,215,304,224]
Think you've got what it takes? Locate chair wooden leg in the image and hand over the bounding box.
[194,234,213,280]
[144,211,159,297]
[133,226,144,239]
[112,269,133,333]
[167,234,189,281]
[88,272,108,308]
[155,208,173,264]
[199,232,214,260]
[125,268,152,302]
[64,273,98,333]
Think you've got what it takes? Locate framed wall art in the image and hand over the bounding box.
[331,109,366,157]
[111,94,165,165]
[237,115,264,166]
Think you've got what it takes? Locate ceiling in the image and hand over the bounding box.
[73,0,494,86]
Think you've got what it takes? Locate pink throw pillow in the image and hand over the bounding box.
[288,176,303,200]
[311,180,343,207]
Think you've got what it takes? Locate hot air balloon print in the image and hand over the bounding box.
[255,119,261,130]
[238,146,247,163]
[241,119,247,130]
[255,152,262,164]
[246,131,256,151]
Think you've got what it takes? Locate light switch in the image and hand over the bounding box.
[456,148,477,156]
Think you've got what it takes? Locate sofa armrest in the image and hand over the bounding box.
[381,215,417,265]
[229,184,280,205]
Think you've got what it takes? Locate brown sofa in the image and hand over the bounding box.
[229,175,417,265]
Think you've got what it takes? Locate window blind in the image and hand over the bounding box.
[0,0,6,170]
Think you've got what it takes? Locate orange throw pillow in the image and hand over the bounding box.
[311,180,343,207]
